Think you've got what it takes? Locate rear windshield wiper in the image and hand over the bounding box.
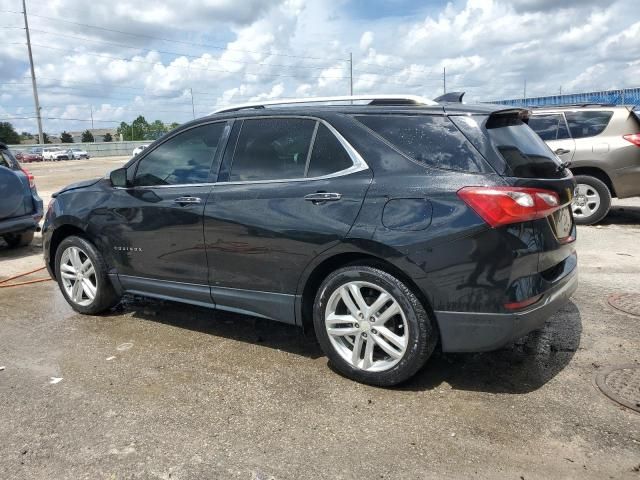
[556,160,572,172]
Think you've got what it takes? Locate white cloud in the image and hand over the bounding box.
[0,0,638,134]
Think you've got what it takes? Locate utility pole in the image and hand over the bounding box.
[523,79,527,105]
[349,52,353,99]
[22,0,43,145]
[189,88,195,119]
[90,105,94,130]
[559,86,562,96]
[443,67,446,94]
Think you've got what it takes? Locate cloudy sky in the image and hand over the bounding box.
[0,0,638,135]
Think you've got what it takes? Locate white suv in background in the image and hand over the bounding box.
[42,148,70,161]
[132,145,149,156]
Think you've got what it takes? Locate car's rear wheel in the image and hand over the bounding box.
[313,265,437,387]
[3,230,34,248]
[55,236,120,314]
[572,175,611,225]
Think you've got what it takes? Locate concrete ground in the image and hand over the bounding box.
[0,157,639,479]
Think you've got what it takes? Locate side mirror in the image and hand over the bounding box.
[110,167,128,188]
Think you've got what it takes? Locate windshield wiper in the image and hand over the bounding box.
[556,160,571,172]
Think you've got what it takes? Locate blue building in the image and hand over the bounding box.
[489,87,640,108]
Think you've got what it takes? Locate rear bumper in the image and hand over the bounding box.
[0,213,40,236]
[611,164,640,199]
[434,265,578,352]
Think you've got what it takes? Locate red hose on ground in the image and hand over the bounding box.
[0,266,52,288]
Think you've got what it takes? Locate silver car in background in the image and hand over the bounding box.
[529,105,640,224]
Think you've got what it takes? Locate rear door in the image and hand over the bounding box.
[0,150,31,220]
[528,113,575,163]
[204,117,372,323]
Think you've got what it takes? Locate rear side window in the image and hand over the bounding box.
[306,124,352,177]
[485,118,565,178]
[528,114,570,141]
[355,114,489,173]
[0,152,11,169]
[230,118,315,181]
[134,122,225,186]
[565,111,613,139]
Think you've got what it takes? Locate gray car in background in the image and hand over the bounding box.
[529,105,640,224]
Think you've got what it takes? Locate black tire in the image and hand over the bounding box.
[54,235,120,314]
[572,175,611,225]
[3,230,34,248]
[313,265,437,387]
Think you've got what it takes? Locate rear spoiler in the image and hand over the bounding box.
[486,108,531,128]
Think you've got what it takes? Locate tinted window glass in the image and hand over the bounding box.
[355,114,488,173]
[528,114,570,141]
[565,111,613,139]
[486,119,565,178]
[0,152,11,169]
[134,123,224,186]
[306,124,352,177]
[230,118,315,181]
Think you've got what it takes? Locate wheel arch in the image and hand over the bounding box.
[47,223,88,278]
[298,250,436,339]
[571,166,616,197]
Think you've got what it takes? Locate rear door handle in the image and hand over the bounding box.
[174,196,202,205]
[304,192,342,204]
[554,148,570,155]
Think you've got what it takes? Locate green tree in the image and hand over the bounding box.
[146,119,168,140]
[169,122,180,130]
[103,132,113,142]
[60,131,74,143]
[117,116,148,141]
[0,122,21,144]
[81,130,94,143]
[42,132,51,144]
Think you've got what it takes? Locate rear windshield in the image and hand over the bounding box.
[451,114,566,179]
[354,114,490,173]
[565,111,613,139]
[486,118,565,178]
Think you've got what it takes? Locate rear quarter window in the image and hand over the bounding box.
[354,114,490,173]
[565,111,613,139]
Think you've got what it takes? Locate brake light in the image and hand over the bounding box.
[623,133,640,147]
[20,167,36,189]
[457,186,561,228]
[504,294,542,311]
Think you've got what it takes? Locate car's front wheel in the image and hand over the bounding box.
[54,236,120,314]
[313,265,437,387]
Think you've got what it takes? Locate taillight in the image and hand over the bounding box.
[457,186,561,228]
[623,133,640,147]
[20,167,36,189]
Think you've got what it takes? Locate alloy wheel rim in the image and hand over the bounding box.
[324,281,409,372]
[60,246,97,306]
[572,183,601,219]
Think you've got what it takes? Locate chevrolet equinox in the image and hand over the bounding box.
[43,95,578,386]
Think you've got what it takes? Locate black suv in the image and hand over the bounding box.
[43,96,578,386]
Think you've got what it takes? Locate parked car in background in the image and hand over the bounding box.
[0,142,43,247]
[529,104,640,224]
[132,144,149,156]
[69,148,90,160]
[43,147,70,161]
[19,149,44,162]
[43,95,577,386]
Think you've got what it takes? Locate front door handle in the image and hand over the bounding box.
[174,196,202,205]
[554,148,570,155]
[304,192,342,204]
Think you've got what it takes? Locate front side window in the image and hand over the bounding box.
[134,123,225,186]
[565,111,613,139]
[355,114,489,173]
[230,118,316,181]
[528,114,570,141]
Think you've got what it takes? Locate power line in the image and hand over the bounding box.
[0,9,349,63]
[27,43,350,80]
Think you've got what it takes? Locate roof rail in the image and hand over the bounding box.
[212,94,437,114]
[531,103,616,109]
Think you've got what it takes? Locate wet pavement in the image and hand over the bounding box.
[1,159,639,479]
